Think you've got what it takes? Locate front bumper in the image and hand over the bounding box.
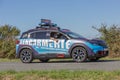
[95,49,109,58]
[89,49,109,58]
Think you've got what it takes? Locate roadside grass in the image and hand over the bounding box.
[101,57,120,60]
[0,58,120,80]
[0,70,120,80]
[0,58,20,62]
[0,57,120,62]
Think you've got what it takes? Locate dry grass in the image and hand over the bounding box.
[0,70,120,80]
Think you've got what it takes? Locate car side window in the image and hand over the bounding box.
[50,32,68,40]
[30,32,49,39]
[21,33,28,39]
[30,32,35,38]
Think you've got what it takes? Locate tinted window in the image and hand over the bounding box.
[30,32,35,38]
[30,32,49,39]
[50,32,68,39]
[21,33,28,39]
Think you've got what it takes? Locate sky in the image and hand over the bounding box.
[0,0,120,38]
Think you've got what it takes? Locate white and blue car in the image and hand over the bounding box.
[16,19,108,63]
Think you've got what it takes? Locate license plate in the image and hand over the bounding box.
[104,48,108,51]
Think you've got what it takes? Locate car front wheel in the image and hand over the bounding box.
[71,47,87,62]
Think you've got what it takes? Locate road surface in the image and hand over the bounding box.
[0,60,120,71]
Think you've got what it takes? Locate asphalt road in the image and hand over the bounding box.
[0,60,120,71]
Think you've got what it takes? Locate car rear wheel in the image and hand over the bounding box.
[71,46,87,62]
[39,59,49,62]
[20,49,33,63]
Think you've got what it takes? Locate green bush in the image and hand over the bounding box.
[0,25,20,59]
[93,24,120,57]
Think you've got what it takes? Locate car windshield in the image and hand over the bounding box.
[65,32,85,39]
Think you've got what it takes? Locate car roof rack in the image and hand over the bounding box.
[36,19,60,30]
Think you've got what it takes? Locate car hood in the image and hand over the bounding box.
[88,39,105,44]
[76,38,107,47]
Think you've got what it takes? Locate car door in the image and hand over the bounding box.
[48,31,70,54]
[29,31,51,54]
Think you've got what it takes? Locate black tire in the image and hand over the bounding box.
[89,58,99,62]
[20,49,33,63]
[71,46,87,62]
[39,59,49,62]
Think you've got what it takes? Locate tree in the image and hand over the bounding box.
[93,24,120,57]
[0,25,20,58]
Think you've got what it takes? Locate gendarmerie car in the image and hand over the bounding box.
[16,19,108,63]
